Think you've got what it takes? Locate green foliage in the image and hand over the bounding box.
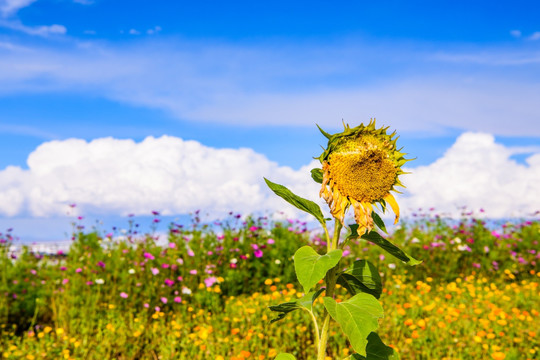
[337,260,382,299]
[293,246,342,293]
[323,293,384,356]
[275,353,296,360]
[269,289,324,323]
[264,178,326,226]
[355,227,422,265]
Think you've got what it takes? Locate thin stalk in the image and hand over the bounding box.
[306,309,320,349]
[317,219,342,360]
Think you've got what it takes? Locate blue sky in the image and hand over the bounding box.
[0,0,539,242]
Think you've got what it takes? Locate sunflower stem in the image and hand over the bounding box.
[317,218,342,360]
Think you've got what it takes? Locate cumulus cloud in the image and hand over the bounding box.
[529,31,540,41]
[0,136,321,218]
[399,132,540,218]
[0,133,538,221]
[510,30,521,38]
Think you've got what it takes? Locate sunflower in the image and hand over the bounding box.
[317,120,409,234]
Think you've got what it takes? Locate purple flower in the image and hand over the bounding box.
[254,249,263,258]
[97,261,105,268]
[143,252,155,260]
[164,278,174,287]
[174,296,182,303]
[161,263,170,269]
[472,263,481,269]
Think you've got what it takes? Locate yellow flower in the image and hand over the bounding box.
[317,120,409,233]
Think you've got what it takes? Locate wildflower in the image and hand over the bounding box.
[165,278,174,286]
[254,249,263,258]
[204,276,217,287]
[97,261,105,268]
[95,278,104,285]
[174,296,182,303]
[151,268,160,275]
[182,287,192,295]
[75,268,82,273]
[190,269,197,275]
[128,269,135,274]
[120,292,128,298]
[160,297,168,304]
[317,120,408,233]
[267,238,275,245]
[143,252,155,260]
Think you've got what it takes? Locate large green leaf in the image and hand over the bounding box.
[275,354,296,360]
[348,332,400,360]
[323,293,384,356]
[337,260,382,299]
[294,246,342,293]
[347,226,421,266]
[264,178,325,226]
[310,168,323,184]
[268,289,324,323]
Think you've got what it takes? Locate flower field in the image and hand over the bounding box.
[1,212,538,360]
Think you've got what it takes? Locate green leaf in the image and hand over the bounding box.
[268,301,300,323]
[310,168,323,184]
[264,178,325,226]
[275,354,296,360]
[337,260,383,299]
[360,231,422,266]
[371,212,387,234]
[323,293,384,356]
[294,246,342,293]
[348,332,400,360]
[297,288,325,312]
[268,289,324,323]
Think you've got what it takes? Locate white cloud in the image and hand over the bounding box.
[399,132,540,218]
[129,29,140,35]
[529,31,540,41]
[0,39,539,135]
[0,136,321,218]
[0,0,37,17]
[510,29,521,38]
[0,133,537,221]
[0,19,66,36]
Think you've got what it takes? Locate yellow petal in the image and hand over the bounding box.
[384,193,400,224]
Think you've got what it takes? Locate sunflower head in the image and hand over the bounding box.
[317,120,410,234]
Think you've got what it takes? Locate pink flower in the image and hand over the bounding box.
[155,306,160,312]
[174,296,182,303]
[254,249,263,258]
[187,249,195,257]
[168,242,176,248]
[144,303,149,308]
[120,292,128,298]
[62,278,69,285]
[189,269,197,275]
[75,268,82,273]
[204,276,217,288]
[164,278,174,286]
[472,263,481,269]
[144,252,155,260]
[161,297,168,304]
[267,238,275,245]
[161,263,170,269]
[151,268,159,275]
